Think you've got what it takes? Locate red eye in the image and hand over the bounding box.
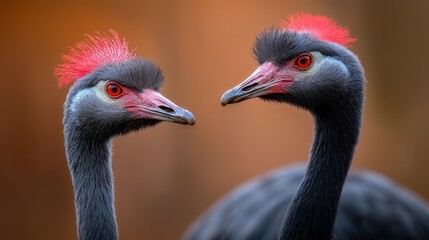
[105,82,124,98]
[295,53,313,70]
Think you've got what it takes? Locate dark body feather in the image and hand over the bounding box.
[186,165,429,240]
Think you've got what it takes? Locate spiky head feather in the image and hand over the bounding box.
[55,30,135,87]
[281,13,356,47]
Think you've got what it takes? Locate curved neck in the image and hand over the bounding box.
[279,97,362,240]
[65,128,118,240]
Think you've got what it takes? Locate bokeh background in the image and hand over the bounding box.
[1,0,429,239]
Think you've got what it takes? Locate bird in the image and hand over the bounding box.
[185,13,429,240]
[56,30,195,240]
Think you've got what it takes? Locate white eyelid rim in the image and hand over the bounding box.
[95,81,123,105]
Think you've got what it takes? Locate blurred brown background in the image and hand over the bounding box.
[1,0,428,239]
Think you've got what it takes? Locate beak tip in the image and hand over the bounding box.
[220,91,234,106]
[188,118,195,126]
[184,110,196,126]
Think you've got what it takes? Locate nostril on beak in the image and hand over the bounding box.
[159,105,175,113]
[241,83,259,92]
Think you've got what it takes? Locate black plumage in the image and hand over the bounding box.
[187,166,429,239]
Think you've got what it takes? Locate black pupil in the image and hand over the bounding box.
[300,57,308,65]
[110,85,118,93]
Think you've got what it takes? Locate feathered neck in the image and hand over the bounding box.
[279,61,364,239]
[64,122,118,240]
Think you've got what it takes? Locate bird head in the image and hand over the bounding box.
[57,30,195,139]
[221,13,364,113]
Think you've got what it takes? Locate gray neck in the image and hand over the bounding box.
[279,94,363,240]
[65,127,118,240]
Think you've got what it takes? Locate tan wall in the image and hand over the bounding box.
[1,0,428,239]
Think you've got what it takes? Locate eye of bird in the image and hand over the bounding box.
[294,53,313,70]
[105,81,125,98]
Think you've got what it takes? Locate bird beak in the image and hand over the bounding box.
[221,62,292,106]
[128,89,195,125]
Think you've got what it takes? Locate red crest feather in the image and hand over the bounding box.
[55,30,135,87]
[281,13,356,47]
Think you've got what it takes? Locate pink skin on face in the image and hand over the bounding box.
[263,62,295,94]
